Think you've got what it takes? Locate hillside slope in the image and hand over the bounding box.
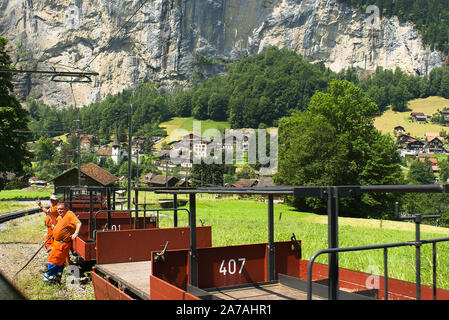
[374,96,449,137]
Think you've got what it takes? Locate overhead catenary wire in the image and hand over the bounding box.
[2,0,151,82]
[81,0,151,72]
[7,0,153,161]
[14,113,129,140]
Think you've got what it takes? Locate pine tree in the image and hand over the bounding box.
[0,37,32,188]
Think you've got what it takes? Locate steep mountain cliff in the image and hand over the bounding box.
[0,0,444,108]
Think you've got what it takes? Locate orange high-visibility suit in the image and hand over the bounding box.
[44,206,58,250]
[43,210,81,283]
[48,210,80,266]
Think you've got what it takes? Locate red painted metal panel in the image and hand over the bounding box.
[151,249,190,291]
[96,226,212,264]
[77,224,90,240]
[70,196,106,211]
[72,237,96,261]
[299,259,449,300]
[91,270,133,300]
[274,241,301,279]
[75,211,129,218]
[198,243,268,289]
[151,241,302,292]
[150,275,199,300]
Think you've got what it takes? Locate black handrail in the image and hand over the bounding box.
[92,208,192,240]
[307,236,449,300]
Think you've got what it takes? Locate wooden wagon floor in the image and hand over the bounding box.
[95,261,151,300]
[208,283,324,300]
[94,262,324,300]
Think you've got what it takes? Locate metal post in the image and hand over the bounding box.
[433,242,437,300]
[173,193,178,227]
[89,190,93,240]
[327,186,339,300]
[69,190,73,211]
[267,194,275,281]
[189,193,198,286]
[127,104,133,211]
[77,119,81,186]
[135,188,139,229]
[112,187,116,210]
[165,161,168,186]
[107,187,111,230]
[143,203,146,229]
[384,248,388,300]
[415,214,421,300]
[394,199,441,300]
[136,148,139,187]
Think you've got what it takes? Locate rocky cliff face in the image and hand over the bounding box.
[0,0,444,108]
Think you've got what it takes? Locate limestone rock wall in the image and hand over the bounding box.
[0,0,443,107]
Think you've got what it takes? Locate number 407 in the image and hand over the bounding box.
[219,258,246,275]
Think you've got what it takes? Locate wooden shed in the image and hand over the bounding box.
[50,162,119,189]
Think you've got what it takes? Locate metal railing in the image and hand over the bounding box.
[307,236,449,300]
[92,208,192,240]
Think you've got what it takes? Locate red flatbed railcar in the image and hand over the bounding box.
[90,185,449,300]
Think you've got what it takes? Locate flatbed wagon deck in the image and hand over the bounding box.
[92,262,327,300]
[93,261,151,300]
[206,282,314,300]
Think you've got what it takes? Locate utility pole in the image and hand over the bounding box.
[165,160,168,186]
[135,146,139,187]
[78,117,81,186]
[127,104,133,210]
[73,119,81,186]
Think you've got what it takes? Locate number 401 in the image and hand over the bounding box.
[219,258,246,275]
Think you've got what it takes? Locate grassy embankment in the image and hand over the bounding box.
[154,117,231,149]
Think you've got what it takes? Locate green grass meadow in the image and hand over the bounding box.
[0,188,53,214]
[0,201,36,213]
[0,188,52,201]
[155,117,231,148]
[374,96,449,137]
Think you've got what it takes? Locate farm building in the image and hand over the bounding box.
[49,162,119,189]
[141,174,179,187]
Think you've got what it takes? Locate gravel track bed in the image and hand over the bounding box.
[0,213,95,300]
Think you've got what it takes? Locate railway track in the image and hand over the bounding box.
[0,207,46,224]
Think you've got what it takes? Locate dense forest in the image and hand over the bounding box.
[27,46,449,142]
[340,0,449,54]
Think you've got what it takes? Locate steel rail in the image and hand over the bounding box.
[0,207,47,224]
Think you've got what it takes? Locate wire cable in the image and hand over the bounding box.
[81,0,151,72]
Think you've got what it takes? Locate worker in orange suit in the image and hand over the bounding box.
[36,194,59,251]
[43,202,81,284]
